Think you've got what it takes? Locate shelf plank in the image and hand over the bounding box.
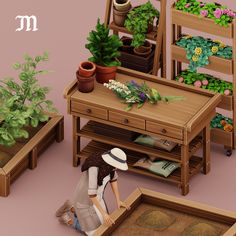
[109,22,158,41]
[78,140,203,185]
[171,45,233,75]
[211,128,233,147]
[171,7,233,38]
[77,121,203,163]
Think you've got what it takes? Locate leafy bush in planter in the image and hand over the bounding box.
[0,52,56,146]
[175,71,233,95]
[124,1,159,48]
[85,19,123,67]
[176,36,232,71]
[175,0,236,27]
[211,113,233,132]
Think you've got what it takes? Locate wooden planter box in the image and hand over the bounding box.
[171,5,233,38]
[94,188,236,236]
[211,128,233,147]
[0,115,64,197]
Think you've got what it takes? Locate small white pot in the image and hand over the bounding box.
[113,0,131,12]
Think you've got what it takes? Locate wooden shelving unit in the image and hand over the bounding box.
[104,0,166,77]
[171,3,236,155]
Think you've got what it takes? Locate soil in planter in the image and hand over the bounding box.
[0,122,46,167]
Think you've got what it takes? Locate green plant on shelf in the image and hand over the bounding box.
[211,113,233,132]
[85,19,123,67]
[175,0,236,27]
[104,80,184,111]
[175,71,233,95]
[124,1,159,48]
[0,52,57,147]
[176,36,232,72]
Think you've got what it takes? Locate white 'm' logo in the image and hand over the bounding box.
[15,15,38,32]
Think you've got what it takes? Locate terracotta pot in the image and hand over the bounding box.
[113,0,131,11]
[95,65,117,84]
[141,40,152,50]
[113,6,131,27]
[133,47,152,57]
[78,61,96,78]
[76,71,95,93]
[120,36,134,53]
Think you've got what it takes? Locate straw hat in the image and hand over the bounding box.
[102,148,128,171]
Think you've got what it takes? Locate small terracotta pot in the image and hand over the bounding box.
[134,47,152,57]
[120,36,134,53]
[113,5,131,27]
[76,71,95,93]
[79,61,96,78]
[141,40,152,50]
[96,65,117,84]
[113,0,131,11]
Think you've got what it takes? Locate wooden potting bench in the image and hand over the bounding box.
[171,3,236,155]
[64,68,221,195]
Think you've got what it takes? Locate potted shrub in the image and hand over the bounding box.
[85,19,123,84]
[124,1,159,56]
[76,61,96,93]
[113,0,132,27]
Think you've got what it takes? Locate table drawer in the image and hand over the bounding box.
[146,121,183,140]
[109,111,145,130]
[71,101,108,120]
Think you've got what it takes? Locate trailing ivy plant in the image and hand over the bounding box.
[0,52,56,146]
[85,19,122,67]
[175,0,236,27]
[124,1,159,48]
[176,36,232,71]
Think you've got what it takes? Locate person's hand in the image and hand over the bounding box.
[102,213,115,227]
[117,201,130,210]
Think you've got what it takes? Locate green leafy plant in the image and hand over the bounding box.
[104,80,184,111]
[176,36,232,71]
[175,0,236,27]
[124,1,159,48]
[85,19,123,67]
[175,70,233,95]
[0,52,57,146]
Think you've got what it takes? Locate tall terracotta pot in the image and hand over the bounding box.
[76,71,95,93]
[96,65,117,84]
[113,6,131,27]
[78,61,96,77]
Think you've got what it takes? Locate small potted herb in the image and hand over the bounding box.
[124,1,159,56]
[85,19,123,84]
[113,0,132,27]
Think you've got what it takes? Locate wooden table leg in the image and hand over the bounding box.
[203,125,210,174]
[73,116,80,167]
[181,144,189,196]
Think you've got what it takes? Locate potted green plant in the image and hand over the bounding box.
[124,1,159,56]
[113,0,132,27]
[85,19,123,84]
[0,52,57,147]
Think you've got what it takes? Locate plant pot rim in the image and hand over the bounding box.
[79,61,96,72]
[113,0,130,7]
[134,47,152,57]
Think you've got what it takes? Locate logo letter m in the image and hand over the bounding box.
[15,15,38,32]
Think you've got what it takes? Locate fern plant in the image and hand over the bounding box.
[0,52,56,146]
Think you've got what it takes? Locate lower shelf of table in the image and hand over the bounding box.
[77,140,203,185]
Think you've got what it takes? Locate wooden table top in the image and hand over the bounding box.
[69,70,221,130]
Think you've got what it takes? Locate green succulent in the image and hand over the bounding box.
[124,1,159,48]
[0,52,57,147]
[85,19,123,67]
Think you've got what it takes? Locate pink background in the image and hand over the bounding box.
[0,0,236,235]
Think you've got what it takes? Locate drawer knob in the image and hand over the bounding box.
[161,128,167,134]
[124,118,129,124]
[86,108,92,114]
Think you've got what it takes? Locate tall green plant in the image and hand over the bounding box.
[0,52,56,146]
[85,19,122,67]
[124,1,159,48]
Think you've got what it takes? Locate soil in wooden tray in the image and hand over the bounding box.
[111,203,230,236]
[0,122,45,168]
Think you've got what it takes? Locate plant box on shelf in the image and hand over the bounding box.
[211,128,233,147]
[171,4,234,38]
[0,114,64,197]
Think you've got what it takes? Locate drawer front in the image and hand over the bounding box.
[146,121,183,140]
[109,111,145,130]
[71,101,108,120]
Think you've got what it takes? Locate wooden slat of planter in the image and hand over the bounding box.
[3,116,63,174]
[10,157,29,183]
[0,168,9,197]
[211,128,233,147]
[171,45,233,75]
[171,7,233,38]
